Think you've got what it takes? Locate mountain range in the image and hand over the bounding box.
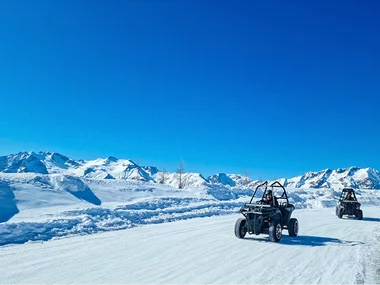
[1,151,380,189]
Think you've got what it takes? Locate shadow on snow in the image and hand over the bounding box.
[244,235,364,247]
[362,217,380,223]
[67,188,101,206]
[343,216,380,223]
[0,182,19,223]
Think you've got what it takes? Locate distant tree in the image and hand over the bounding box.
[176,159,185,189]
[243,169,250,186]
[159,168,168,184]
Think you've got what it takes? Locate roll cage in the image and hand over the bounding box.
[248,181,290,206]
[339,188,358,201]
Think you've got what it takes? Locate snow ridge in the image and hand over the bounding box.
[278,167,380,190]
[3,151,380,189]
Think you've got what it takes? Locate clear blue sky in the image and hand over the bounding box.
[0,0,379,179]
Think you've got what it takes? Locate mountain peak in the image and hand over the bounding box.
[105,156,118,164]
[1,151,380,190]
[281,166,380,189]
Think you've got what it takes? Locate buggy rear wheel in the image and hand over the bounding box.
[356,210,363,220]
[338,208,343,219]
[269,221,282,242]
[288,218,299,237]
[234,218,247,239]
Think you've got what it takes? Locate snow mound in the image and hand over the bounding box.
[49,175,90,192]
[0,181,19,222]
[49,175,101,205]
[206,184,237,200]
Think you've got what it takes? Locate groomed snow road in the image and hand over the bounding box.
[1,207,380,284]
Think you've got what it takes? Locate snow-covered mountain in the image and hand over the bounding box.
[277,167,380,190]
[208,173,237,187]
[0,151,78,174]
[1,151,380,190]
[0,152,155,182]
[0,152,233,189]
[207,173,258,187]
[74,157,154,181]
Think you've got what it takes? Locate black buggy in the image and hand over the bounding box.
[335,188,363,220]
[234,181,298,242]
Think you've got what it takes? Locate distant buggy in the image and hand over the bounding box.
[335,188,363,220]
[234,181,298,242]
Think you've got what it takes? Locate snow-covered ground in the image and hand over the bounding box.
[2,153,380,284]
[1,207,380,284]
[2,172,380,247]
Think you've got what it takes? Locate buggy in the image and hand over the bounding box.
[234,181,298,242]
[335,188,363,220]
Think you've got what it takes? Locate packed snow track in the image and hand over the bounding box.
[1,207,380,284]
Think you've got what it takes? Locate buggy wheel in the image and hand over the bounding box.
[338,208,343,219]
[269,221,282,242]
[234,218,247,239]
[288,218,299,237]
[356,210,363,220]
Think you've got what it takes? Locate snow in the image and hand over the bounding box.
[2,151,380,284]
[1,170,380,246]
[1,207,380,284]
[208,173,237,186]
[0,181,19,223]
[279,167,380,189]
[226,173,257,186]
[3,151,380,190]
[154,171,209,188]
[73,158,154,181]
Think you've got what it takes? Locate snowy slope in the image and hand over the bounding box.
[1,207,380,284]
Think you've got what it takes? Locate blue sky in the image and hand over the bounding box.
[0,0,379,179]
